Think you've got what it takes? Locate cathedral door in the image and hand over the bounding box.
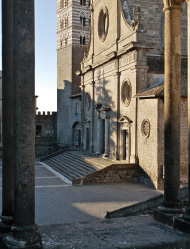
[123,129,129,162]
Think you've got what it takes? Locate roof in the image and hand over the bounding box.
[147,56,187,74]
[137,74,187,98]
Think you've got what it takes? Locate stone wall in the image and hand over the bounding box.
[35,111,57,140]
[138,98,159,189]
[125,0,187,56]
[57,46,73,145]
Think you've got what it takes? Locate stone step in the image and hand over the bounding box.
[58,152,98,172]
[45,158,84,180]
[43,149,137,185]
[43,151,98,181]
[53,155,96,176]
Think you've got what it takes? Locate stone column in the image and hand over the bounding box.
[2,0,43,248]
[183,0,190,221]
[96,117,101,155]
[159,0,185,213]
[1,0,14,232]
[104,118,109,157]
[84,127,87,150]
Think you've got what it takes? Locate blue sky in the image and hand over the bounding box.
[0,0,57,112]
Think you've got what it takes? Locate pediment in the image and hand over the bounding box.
[119,116,133,124]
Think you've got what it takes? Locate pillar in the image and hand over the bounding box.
[96,117,101,155]
[2,0,43,248]
[159,0,185,213]
[84,127,87,150]
[104,118,109,157]
[1,0,14,232]
[183,0,190,221]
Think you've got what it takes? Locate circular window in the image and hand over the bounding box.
[121,80,132,107]
[141,119,150,138]
[85,92,91,111]
[98,7,109,42]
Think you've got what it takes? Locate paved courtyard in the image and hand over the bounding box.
[35,161,162,226]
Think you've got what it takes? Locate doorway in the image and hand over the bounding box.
[122,129,130,161]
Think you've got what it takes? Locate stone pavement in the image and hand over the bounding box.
[34,161,163,225]
[39,215,190,249]
[0,160,189,248]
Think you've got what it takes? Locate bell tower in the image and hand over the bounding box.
[57,0,90,145]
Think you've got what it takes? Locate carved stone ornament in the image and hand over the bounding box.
[141,119,150,138]
[163,0,185,9]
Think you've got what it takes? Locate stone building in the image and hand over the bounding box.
[35,111,57,157]
[76,0,188,189]
[57,0,90,146]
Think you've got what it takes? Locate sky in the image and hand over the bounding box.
[0,0,57,112]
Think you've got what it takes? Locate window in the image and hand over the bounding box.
[121,79,132,107]
[60,19,64,29]
[98,7,109,42]
[65,38,68,46]
[36,125,42,136]
[80,36,85,45]
[80,16,85,26]
[80,0,85,5]
[64,17,68,28]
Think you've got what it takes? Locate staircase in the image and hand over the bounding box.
[41,148,137,185]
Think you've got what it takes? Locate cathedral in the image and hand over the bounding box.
[57,0,188,189]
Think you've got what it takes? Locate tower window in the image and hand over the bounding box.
[65,38,68,46]
[80,36,85,45]
[80,17,85,26]
[80,0,85,5]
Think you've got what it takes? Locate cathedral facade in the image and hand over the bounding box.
[77,0,188,189]
[57,0,188,189]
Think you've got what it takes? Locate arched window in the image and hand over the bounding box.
[65,38,68,47]
[161,14,165,47]
[80,36,82,44]
[60,39,63,48]
[83,36,85,45]
[65,0,68,7]
[60,19,64,29]
[80,0,85,5]
[61,0,64,8]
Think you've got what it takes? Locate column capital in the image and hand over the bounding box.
[163,0,185,11]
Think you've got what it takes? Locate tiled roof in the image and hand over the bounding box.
[137,75,187,98]
[147,56,187,74]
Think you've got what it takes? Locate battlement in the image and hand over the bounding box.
[37,111,57,116]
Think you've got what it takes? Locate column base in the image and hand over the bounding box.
[0,216,13,233]
[103,153,109,157]
[2,232,43,249]
[158,200,185,214]
[182,208,190,222]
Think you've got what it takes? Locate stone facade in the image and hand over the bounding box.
[35,111,57,157]
[57,0,90,145]
[77,0,188,189]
